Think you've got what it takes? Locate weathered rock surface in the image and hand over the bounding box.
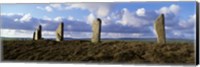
[56,22,64,41]
[154,14,166,44]
[91,18,101,43]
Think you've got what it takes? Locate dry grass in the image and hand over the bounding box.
[2,40,195,64]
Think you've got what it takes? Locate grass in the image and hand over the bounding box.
[2,40,195,64]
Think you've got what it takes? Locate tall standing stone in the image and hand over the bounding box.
[35,25,42,40]
[56,22,64,41]
[91,18,101,43]
[154,14,166,44]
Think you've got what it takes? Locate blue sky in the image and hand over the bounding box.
[0,2,196,39]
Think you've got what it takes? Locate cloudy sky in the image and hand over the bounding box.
[0,2,196,39]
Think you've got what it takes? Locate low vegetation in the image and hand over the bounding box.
[2,40,195,64]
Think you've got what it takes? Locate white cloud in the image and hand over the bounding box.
[106,16,111,20]
[50,4,61,8]
[118,8,147,27]
[37,6,53,12]
[19,13,32,22]
[1,29,33,38]
[14,19,19,22]
[96,6,110,17]
[118,8,130,25]
[54,16,63,22]
[87,13,96,24]
[101,16,112,26]
[178,20,188,28]
[65,3,93,10]
[39,22,48,28]
[149,26,157,37]
[36,6,43,10]
[1,13,15,16]
[67,16,74,20]
[1,29,59,38]
[1,13,24,16]
[179,14,196,28]
[64,31,91,38]
[136,8,146,16]
[64,31,144,39]
[110,11,123,20]
[172,31,182,36]
[156,7,170,14]
[43,16,52,21]
[49,4,63,10]
[156,4,180,15]
[65,3,111,18]
[101,32,143,38]
[169,4,180,14]
[45,6,53,12]
[165,26,172,30]
[67,25,72,30]
[189,14,196,23]
[42,31,56,38]
[36,6,53,12]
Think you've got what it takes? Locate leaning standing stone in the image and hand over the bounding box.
[56,22,64,41]
[154,14,166,44]
[91,18,101,43]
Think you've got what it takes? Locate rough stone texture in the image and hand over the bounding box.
[154,14,166,44]
[33,32,35,40]
[56,22,64,41]
[34,25,42,40]
[91,18,101,43]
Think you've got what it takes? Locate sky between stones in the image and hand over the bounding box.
[0,2,196,39]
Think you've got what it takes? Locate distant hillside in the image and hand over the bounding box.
[1,37,194,43]
[1,37,32,40]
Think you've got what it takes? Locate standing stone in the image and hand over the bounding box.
[33,32,35,40]
[56,22,64,41]
[35,25,42,40]
[154,14,166,44]
[91,18,101,43]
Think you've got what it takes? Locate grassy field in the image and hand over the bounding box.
[2,40,195,64]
